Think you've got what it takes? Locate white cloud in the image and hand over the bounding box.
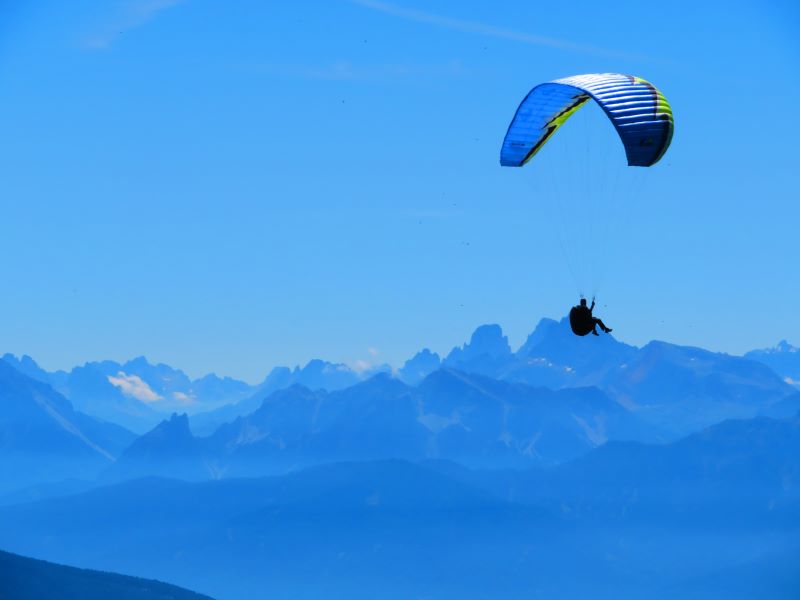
[107,372,162,402]
[367,347,380,357]
[350,0,639,59]
[84,0,185,49]
[352,359,372,374]
[172,391,195,404]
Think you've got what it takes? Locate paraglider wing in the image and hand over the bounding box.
[500,73,674,168]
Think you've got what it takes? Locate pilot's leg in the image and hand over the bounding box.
[593,318,609,333]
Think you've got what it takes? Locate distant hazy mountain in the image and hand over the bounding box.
[413,369,662,466]
[204,376,428,478]
[397,349,441,385]
[190,359,388,435]
[601,340,794,435]
[0,478,97,508]
[745,340,800,387]
[64,356,256,416]
[1,354,68,389]
[449,411,800,524]
[511,317,638,387]
[109,370,661,482]
[1,352,397,436]
[767,392,800,418]
[9,317,795,440]
[55,360,165,433]
[385,318,638,389]
[3,414,798,600]
[112,329,798,482]
[1,354,258,433]
[0,463,515,599]
[6,318,798,474]
[0,361,135,494]
[103,414,211,483]
[5,321,800,599]
[443,324,515,376]
[0,549,213,600]
[441,319,795,436]
[265,359,361,391]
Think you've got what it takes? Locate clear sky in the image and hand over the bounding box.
[1,0,798,381]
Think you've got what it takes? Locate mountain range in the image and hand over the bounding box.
[2,317,797,496]
[1,354,255,433]
[745,340,800,387]
[106,371,661,483]
[110,322,797,485]
[2,317,799,598]
[3,318,797,436]
[2,411,798,599]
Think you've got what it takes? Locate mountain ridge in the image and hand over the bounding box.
[4,318,796,443]
[0,549,214,600]
[0,361,135,495]
[3,412,798,600]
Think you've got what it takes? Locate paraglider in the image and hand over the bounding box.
[569,297,612,337]
[499,73,674,336]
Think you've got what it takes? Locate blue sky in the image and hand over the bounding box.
[1,0,798,381]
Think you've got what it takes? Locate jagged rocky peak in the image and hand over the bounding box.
[399,349,441,385]
[147,412,194,441]
[771,340,797,354]
[124,355,151,368]
[516,318,566,357]
[448,324,512,362]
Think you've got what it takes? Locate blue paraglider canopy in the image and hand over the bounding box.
[500,73,674,169]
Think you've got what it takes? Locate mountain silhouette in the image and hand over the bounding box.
[443,324,514,376]
[602,340,794,435]
[104,413,211,483]
[1,354,68,389]
[110,369,662,482]
[0,361,134,494]
[397,349,441,385]
[1,354,257,433]
[510,317,637,386]
[475,411,800,524]
[190,358,395,435]
[745,340,800,387]
[435,320,794,436]
[6,319,795,440]
[2,413,798,600]
[0,549,213,600]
